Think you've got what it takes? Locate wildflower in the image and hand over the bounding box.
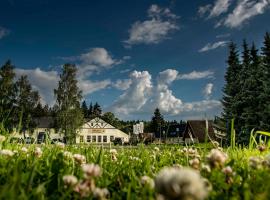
[155,167,209,200]
[109,149,117,155]
[201,164,211,173]
[212,141,220,148]
[111,154,117,161]
[222,166,233,176]
[0,135,6,142]
[63,151,73,159]
[249,156,262,169]
[189,158,200,170]
[56,142,65,149]
[63,175,78,187]
[0,149,14,157]
[73,154,86,164]
[257,144,267,152]
[93,187,110,200]
[35,147,42,158]
[141,175,155,189]
[21,147,28,153]
[154,147,160,152]
[207,149,228,168]
[74,180,93,197]
[82,163,102,178]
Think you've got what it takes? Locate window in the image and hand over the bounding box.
[101,123,103,126]
[87,135,91,142]
[92,135,96,142]
[91,123,93,126]
[80,136,84,143]
[98,135,102,143]
[103,136,107,143]
[110,136,114,142]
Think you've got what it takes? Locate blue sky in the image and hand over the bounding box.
[0,0,270,120]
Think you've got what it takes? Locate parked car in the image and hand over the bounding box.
[113,137,123,145]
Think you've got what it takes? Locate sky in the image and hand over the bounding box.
[0,0,270,120]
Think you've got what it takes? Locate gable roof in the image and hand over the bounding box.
[184,120,215,142]
[83,117,115,129]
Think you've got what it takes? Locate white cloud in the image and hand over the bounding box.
[80,48,115,67]
[198,4,212,17]
[124,4,179,46]
[78,79,111,96]
[113,79,132,90]
[15,68,59,105]
[0,27,10,39]
[209,0,232,18]
[110,69,220,118]
[110,71,153,114]
[199,41,228,52]
[222,0,270,28]
[177,70,214,80]
[203,83,214,99]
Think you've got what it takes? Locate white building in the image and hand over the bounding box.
[76,117,129,144]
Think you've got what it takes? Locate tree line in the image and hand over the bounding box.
[0,62,184,143]
[222,32,270,144]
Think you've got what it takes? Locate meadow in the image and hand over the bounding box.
[0,137,270,200]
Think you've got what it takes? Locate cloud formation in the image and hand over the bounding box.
[124,4,179,47]
[0,27,10,39]
[177,70,214,80]
[209,0,232,18]
[199,41,228,52]
[203,83,214,99]
[110,69,220,118]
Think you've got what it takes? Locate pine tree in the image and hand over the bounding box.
[15,75,40,132]
[0,60,16,131]
[81,100,88,118]
[222,42,241,134]
[261,32,270,131]
[88,102,93,119]
[93,102,102,117]
[54,64,84,143]
[150,108,165,136]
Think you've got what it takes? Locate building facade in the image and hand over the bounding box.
[76,117,129,144]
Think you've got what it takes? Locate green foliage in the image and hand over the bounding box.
[54,64,84,144]
[150,108,165,134]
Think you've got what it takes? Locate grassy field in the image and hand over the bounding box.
[0,139,270,200]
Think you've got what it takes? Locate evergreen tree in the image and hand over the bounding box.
[150,108,165,136]
[81,100,88,118]
[261,32,270,131]
[15,75,40,132]
[102,112,120,128]
[0,60,16,131]
[88,102,93,118]
[222,42,241,134]
[54,64,84,143]
[93,102,102,117]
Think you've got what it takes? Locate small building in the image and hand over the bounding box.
[76,117,129,144]
[183,120,216,143]
[160,123,186,144]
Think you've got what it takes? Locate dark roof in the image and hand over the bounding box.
[184,120,215,142]
[34,117,54,128]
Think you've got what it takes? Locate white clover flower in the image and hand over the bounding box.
[21,147,28,153]
[73,180,92,197]
[0,135,6,142]
[201,164,211,173]
[93,187,110,200]
[154,147,160,152]
[155,167,209,200]
[222,166,233,175]
[63,151,73,159]
[249,156,262,169]
[141,175,155,189]
[207,149,228,168]
[189,158,200,170]
[56,142,65,149]
[111,154,117,161]
[82,163,102,178]
[73,154,86,164]
[0,149,14,157]
[34,147,43,158]
[63,175,78,187]
[109,149,117,155]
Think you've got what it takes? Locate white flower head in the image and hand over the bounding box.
[0,149,14,157]
[63,175,78,187]
[207,149,228,168]
[34,147,43,158]
[109,149,117,155]
[141,175,155,189]
[93,187,110,199]
[155,167,209,200]
[82,163,102,178]
[21,147,28,153]
[73,154,86,164]
[0,135,6,142]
